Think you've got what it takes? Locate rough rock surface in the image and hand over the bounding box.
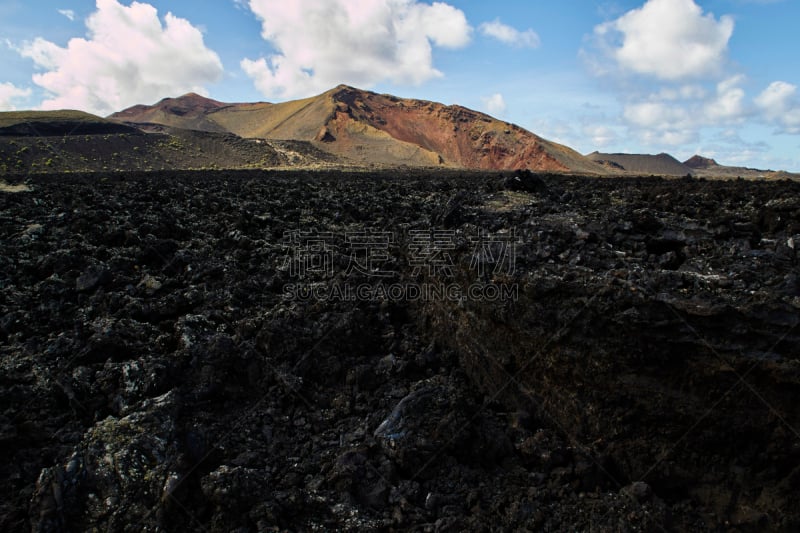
[0,131,338,175]
[1,170,799,531]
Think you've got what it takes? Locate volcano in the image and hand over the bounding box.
[111,85,608,173]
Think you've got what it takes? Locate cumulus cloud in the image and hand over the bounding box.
[618,76,748,146]
[582,1,754,149]
[584,0,800,161]
[694,129,773,167]
[58,9,76,21]
[623,101,693,130]
[639,128,698,147]
[482,93,506,115]
[479,19,540,48]
[583,124,617,147]
[756,81,796,113]
[756,81,800,133]
[655,85,707,101]
[18,0,223,115]
[0,82,32,111]
[705,75,746,122]
[528,118,580,148]
[594,0,733,80]
[241,0,472,99]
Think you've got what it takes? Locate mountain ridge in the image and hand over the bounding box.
[587,151,692,176]
[110,85,609,173]
[111,92,231,133]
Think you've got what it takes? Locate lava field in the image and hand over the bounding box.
[1,170,799,531]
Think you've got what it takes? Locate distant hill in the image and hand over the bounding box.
[684,155,719,169]
[0,110,139,136]
[111,85,609,173]
[110,93,230,133]
[683,154,799,180]
[0,116,336,174]
[587,152,692,176]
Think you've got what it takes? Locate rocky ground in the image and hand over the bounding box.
[1,170,799,531]
[0,131,339,174]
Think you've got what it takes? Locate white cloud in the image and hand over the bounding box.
[755,81,800,133]
[705,75,746,122]
[582,2,798,164]
[583,124,617,147]
[594,0,734,80]
[756,81,796,112]
[696,129,772,167]
[528,118,579,148]
[482,93,506,115]
[618,94,702,147]
[0,82,32,111]
[479,19,540,48]
[241,0,471,99]
[638,128,698,147]
[655,85,707,101]
[619,76,747,146]
[18,0,223,115]
[623,101,692,129]
[58,9,76,21]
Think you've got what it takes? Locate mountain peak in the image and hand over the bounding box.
[327,84,375,101]
[110,92,228,130]
[684,155,719,169]
[149,92,224,108]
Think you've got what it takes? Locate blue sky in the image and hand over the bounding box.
[2,0,799,170]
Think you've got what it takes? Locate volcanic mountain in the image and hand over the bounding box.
[111,85,608,173]
[110,93,229,133]
[684,155,719,169]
